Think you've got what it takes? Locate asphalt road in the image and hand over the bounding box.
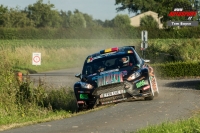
[2,68,200,133]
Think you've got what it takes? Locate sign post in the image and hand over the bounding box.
[32,53,41,66]
[141,30,148,59]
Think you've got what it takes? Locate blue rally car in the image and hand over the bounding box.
[74,46,159,111]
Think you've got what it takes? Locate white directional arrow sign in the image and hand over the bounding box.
[141,30,148,42]
[141,30,148,50]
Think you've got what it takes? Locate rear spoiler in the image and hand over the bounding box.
[124,46,135,49]
[130,46,135,49]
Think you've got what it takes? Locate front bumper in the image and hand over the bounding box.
[92,78,151,105]
[74,76,152,106]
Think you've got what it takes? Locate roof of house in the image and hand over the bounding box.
[130,11,159,18]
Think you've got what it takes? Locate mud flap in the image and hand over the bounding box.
[144,77,154,100]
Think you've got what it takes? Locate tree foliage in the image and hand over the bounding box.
[69,10,86,28]
[0,5,8,26]
[59,10,71,28]
[113,14,130,28]
[140,15,159,29]
[0,0,108,29]
[25,0,61,28]
[2,7,34,28]
[82,13,97,28]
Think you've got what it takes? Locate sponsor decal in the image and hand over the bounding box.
[122,71,127,76]
[100,69,119,75]
[87,57,93,63]
[142,85,150,91]
[78,91,90,94]
[97,71,123,87]
[88,73,97,76]
[93,56,102,60]
[92,76,98,81]
[80,94,88,99]
[168,10,196,17]
[136,80,145,88]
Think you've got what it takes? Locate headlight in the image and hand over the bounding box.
[80,82,93,89]
[127,72,141,81]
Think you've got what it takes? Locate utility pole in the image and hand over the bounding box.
[141,30,148,59]
[195,0,199,22]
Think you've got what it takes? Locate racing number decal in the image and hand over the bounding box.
[80,94,88,99]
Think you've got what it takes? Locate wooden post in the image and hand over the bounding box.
[18,72,23,82]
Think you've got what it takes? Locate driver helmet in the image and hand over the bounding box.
[121,56,129,66]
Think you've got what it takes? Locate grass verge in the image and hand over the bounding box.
[135,113,200,133]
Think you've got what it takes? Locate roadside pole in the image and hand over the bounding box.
[141,30,148,59]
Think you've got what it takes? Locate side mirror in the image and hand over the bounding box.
[144,59,150,63]
[75,73,81,79]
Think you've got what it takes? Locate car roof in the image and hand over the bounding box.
[87,46,136,59]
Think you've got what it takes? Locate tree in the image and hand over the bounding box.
[94,19,104,27]
[25,0,61,28]
[2,7,35,28]
[115,0,159,13]
[82,13,97,28]
[60,10,71,28]
[69,11,86,28]
[113,14,130,28]
[0,5,8,26]
[140,15,159,29]
[103,19,114,27]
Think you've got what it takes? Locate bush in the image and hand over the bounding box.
[152,61,200,78]
[43,89,77,112]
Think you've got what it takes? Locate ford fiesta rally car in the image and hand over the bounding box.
[74,46,159,111]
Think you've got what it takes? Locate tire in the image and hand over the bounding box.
[145,77,154,100]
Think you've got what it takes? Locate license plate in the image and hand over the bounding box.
[100,90,126,98]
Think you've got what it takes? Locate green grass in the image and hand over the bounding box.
[0,110,73,131]
[135,113,200,133]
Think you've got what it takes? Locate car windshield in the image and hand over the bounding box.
[82,54,137,75]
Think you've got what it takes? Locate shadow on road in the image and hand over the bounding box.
[164,79,200,90]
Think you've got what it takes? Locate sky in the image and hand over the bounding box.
[0,0,135,21]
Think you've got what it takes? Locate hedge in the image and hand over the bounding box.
[0,26,200,39]
[152,61,200,79]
